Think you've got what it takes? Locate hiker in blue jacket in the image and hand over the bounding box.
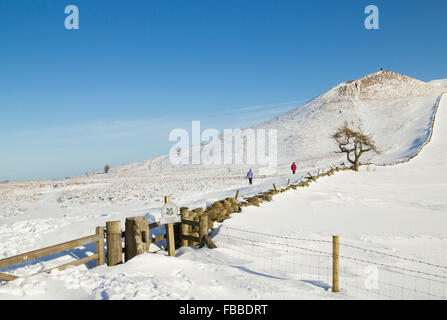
[246,169,253,185]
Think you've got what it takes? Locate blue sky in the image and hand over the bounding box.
[1,0,446,181]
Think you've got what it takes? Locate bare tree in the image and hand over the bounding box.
[331,122,379,171]
[104,164,110,174]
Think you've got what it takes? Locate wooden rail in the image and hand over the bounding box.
[43,254,99,275]
[149,221,162,229]
[0,272,18,281]
[178,234,200,243]
[149,234,166,244]
[181,219,199,227]
[0,227,105,282]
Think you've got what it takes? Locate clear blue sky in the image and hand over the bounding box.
[1,0,446,181]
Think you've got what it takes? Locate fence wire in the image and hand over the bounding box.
[212,225,447,300]
[213,226,333,292]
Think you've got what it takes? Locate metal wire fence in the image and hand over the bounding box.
[212,226,333,293]
[212,225,447,300]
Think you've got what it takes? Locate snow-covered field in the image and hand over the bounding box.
[1,71,447,299]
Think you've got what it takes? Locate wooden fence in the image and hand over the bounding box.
[106,207,215,266]
[0,202,220,284]
[0,226,104,282]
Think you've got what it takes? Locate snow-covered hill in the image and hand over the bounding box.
[115,70,446,176]
[256,70,445,167]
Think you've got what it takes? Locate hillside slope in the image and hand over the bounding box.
[115,71,445,177]
[258,71,444,167]
[429,79,447,88]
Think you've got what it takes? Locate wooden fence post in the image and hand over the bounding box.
[332,235,340,292]
[193,213,200,246]
[106,221,123,266]
[287,179,290,185]
[95,226,105,266]
[204,234,217,249]
[235,190,239,200]
[180,207,189,247]
[164,196,176,257]
[124,217,149,262]
[273,184,277,192]
[199,213,208,248]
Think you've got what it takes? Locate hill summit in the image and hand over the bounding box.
[334,70,439,100]
[256,70,445,169]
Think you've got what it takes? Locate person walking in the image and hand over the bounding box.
[246,168,253,185]
[291,162,297,174]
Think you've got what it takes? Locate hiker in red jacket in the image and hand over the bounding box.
[291,162,297,174]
